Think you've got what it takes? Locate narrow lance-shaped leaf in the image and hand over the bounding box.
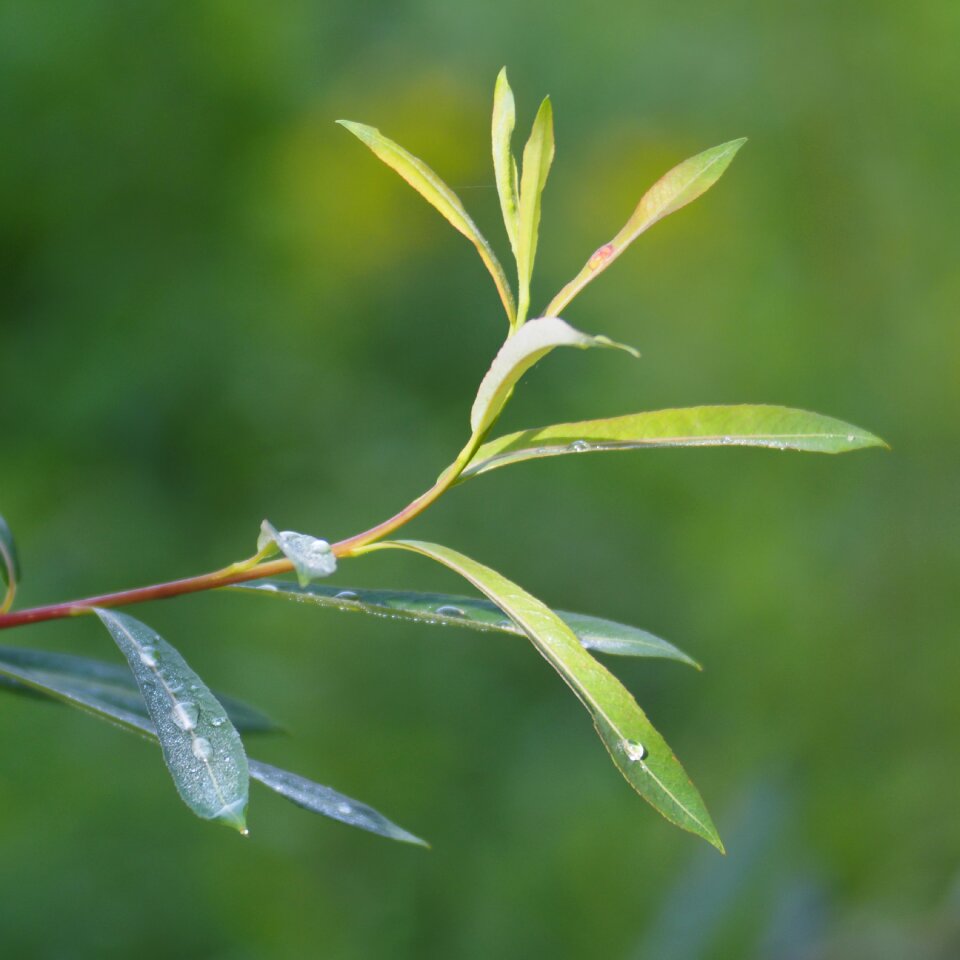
[461,404,887,479]
[492,67,520,259]
[470,316,639,437]
[516,96,555,326]
[258,520,337,586]
[231,581,699,667]
[247,760,427,847]
[0,645,280,733]
[95,609,250,833]
[360,540,723,851]
[0,513,21,614]
[337,119,517,325]
[0,651,425,846]
[545,138,746,317]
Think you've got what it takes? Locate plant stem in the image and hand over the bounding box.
[0,433,485,632]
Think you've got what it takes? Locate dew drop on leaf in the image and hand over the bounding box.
[171,701,199,732]
[334,590,360,601]
[435,605,466,617]
[623,739,647,762]
[192,737,213,761]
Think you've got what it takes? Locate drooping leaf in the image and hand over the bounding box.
[258,520,337,586]
[0,652,424,845]
[516,96,555,325]
[461,404,887,478]
[337,119,516,324]
[0,645,280,733]
[470,316,639,437]
[360,540,723,851]
[0,513,21,614]
[492,67,520,259]
[545,138,746,317]
[231,581,698,667]
[94,609,250,833]
[248,760,427,847]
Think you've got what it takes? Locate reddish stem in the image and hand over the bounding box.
[0,454,463,632]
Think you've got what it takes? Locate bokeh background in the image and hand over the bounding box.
[1,2,957,958]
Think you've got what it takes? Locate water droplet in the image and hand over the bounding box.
[435,605,466,617]
[335,590,360,601]
[210,716,226,728]
[258,583,278,592]
[846,434,856,443]
[138,647,158,668]
[623,740,646,762]
[337,802,352,815]
[192,737,213,761]
[569,440,590,453]
[171,701,199,732]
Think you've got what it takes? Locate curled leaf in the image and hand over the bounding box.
[470,316,639,437]
[258,520,337,586]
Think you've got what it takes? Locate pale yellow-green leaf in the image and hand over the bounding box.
[338,119,516,324]
[515,97,555,326]
[469,317,639,437]
[545,138,746,317]
[492,67,520,260]
[461,404,887,478]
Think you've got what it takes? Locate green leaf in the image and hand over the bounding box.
[248,760,428,847]
[231,581,698,668]
[461,404,887,478]
[492,67,520,259]
[258,520,337,586]
[0,651,424,845]
[360,540,723,851]
[545,138,746,317]
[516,96,555,325]
[0,645,280,733]
[470,316,639,437]
[337,118,516,324]
[0,513,21,614]
[94,609,250,833]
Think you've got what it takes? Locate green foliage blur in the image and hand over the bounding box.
[1,2,957,957]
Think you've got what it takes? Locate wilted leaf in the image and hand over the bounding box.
[461,404,887,478]
[361,540,723,850]
[232,581,698,667]
[545,139,746,316]
[470,316,639,437]
[337,119,516,324]
[95,609,250,833]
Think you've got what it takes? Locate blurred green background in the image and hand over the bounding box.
[1,2,957,958]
